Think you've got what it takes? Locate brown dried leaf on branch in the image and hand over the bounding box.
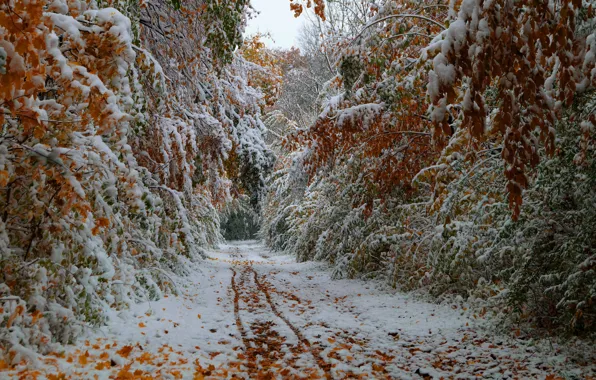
[289,0,325,20]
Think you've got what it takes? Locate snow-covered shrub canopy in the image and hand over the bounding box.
[261,0,596,334]
[0,0,274,358]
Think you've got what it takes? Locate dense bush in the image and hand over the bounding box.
[0,0,272,359]
[262,0,596,335]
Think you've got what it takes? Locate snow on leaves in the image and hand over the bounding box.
[0,0,274,363]
[428,0,596,218]
[264,0,596,337]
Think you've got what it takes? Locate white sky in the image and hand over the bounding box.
[245,0,305,49]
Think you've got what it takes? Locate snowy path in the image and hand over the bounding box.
[6,241,594,379]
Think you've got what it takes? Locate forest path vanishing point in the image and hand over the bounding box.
[6,241,595,379]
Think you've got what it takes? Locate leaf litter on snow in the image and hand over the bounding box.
[3,241,595,379]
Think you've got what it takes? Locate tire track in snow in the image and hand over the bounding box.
[233,265,313,378]
[251,267,333,380]
[230,268,256,375]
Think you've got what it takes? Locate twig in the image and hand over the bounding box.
[17,258,40,271]
[353,13,446,43]
[0,296,21,302]
[147,267,181,295]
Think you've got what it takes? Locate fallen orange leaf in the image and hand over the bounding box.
[95,362,108,370]
[78,352,88,366]
[117,345,134,358]
[48,373,67,380]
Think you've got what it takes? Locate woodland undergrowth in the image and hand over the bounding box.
[261,0,596,337]
[0,0,274,361]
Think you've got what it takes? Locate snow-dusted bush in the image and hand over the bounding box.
[264,99,596,333]
[262,0,596,335]
[0,0,272,359]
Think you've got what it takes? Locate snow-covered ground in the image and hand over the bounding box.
[4,241,595,378]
